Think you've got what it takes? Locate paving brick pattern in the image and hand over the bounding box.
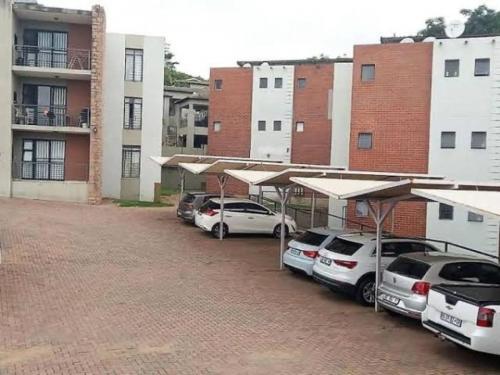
[0,198,499,374]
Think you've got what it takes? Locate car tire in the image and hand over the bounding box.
[272,224,289,239]
[211,223,228,239]
[355,276,376,306]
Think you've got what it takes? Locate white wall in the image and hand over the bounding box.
[140,36,164,201]
[250,64,294,162]
[0,0,12,197]
[427,37,500,256]
[102,33,125,199]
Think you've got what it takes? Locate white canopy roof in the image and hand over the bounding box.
[178,163,212,175]
[150,154,279,167]
[224,170,278,185]
[412,189,500,219]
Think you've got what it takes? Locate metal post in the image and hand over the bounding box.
[275,186,292,270]
[310,191,316,229]
[375,201,383,313]
[217,175,228,240]
[178,167,186,205]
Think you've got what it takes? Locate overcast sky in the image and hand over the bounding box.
[43,0,500,78]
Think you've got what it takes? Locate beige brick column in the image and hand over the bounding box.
[88,5,106,204]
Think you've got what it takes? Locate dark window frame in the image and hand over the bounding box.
[357,132,373,150]
[468,211,484,223]
[273,120,282,131]
[122,145,141,178]
[259,77,268,89]
[441,131,456,149]
[445,59,460,78]
[125,48,144,82]
[21,138,65,181]
[274,77,283,88]
[258,120,266,131]
[297,78,307,89]
[214,79,223,90]
[361,64,375,81]
[439,203,454,220]
[471,131,487,149]
[123,97,143,129]
[474,58,490,77]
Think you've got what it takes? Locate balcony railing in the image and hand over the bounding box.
[12,161,89,181]
[13,45,91,70]
[12,104,90,128]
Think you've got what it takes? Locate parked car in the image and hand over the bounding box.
[195,198,297,238]
[284,228,346,276]
[177,192,222,223]
[378,253,500,319]
[312,233,439,305]
[422,284,500,355]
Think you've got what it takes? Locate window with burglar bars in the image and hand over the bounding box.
[122,146,141,178]
[124,97,142,129]
[22,139,65,181]
[125,49,143,82]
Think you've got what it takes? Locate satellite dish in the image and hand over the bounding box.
[400,37,414,43]
[445,20,465,38]
[423,36,436,43]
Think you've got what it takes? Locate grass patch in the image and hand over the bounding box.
[160,187,179,196]
[113,199,172,208]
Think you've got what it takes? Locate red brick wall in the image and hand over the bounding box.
[207,67,253,195]
[292,64,334,165]
[65,134,89,181]
[68,24,92,50]
[67,81,90,127]
[347,43,433,237]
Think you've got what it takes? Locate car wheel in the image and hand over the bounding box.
[211,223,228,239]
[355,277,376,306]
[273,224,289,239]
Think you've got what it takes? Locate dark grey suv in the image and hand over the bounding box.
[177,192,222,223]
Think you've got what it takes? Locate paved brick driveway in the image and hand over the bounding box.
[0,198,499,374]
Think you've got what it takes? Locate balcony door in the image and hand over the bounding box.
[23,30,68,68]
[23,84,67,126]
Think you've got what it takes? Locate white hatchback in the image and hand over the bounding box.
[284,228,345,276]
[312,233,438,306]
[195,198,297,238]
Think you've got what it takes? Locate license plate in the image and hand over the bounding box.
[382,294,400,305]
[440,312,462,327]
[290,248,301,256]
[320,256,332,266]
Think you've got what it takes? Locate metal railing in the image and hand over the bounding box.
[12,104,90,128]
[12,161,89,181]
[13,45,91,70]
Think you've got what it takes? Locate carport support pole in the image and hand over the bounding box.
[275,186,293,270]
[178,167,186,204]
[217,175,229,240]
[310,192,316,229]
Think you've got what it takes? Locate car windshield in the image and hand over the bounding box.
[386,257,431,279]
[439,262,500,285]
[324,238,363,256]
[295,231,329,246]
[182,194,197,204]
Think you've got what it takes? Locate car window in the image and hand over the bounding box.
[244,203,270,215]
[224,203,245,212]
[199,200,220,212]
[439,262,500,284]
[381,242,433,257]
[182,194,196,204]
[295,231,329,246]
[386,257,431,279]
[381,243,401,257]
[324,238,363,256]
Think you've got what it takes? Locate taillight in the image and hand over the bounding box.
[206,208,218,217]
[302,250,318,259]
[333,259,358,269]
[477,307,496,328]
[411,281,431,296]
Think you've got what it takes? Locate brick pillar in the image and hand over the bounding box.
[88,5,106,204]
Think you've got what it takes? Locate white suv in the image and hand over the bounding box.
[312,233,438,306]
[195,198,297,238]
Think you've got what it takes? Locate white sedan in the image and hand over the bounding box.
[195,198,297,238]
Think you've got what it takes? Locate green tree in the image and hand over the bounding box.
[417,17,446,37]
[164,44,205,86]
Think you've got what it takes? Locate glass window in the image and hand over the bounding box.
[471,132,487,149]
[475,58,490,77]
[445,59,459,78]
[386,257,431,279]
[194,135,208,149]
[324,238,363,256]
[259,77,268,88]
[244,203,269,215]
[296,122,304,132]
[124,97,142,129]
[125,49,143,82]
[213,121,221,132]
[468,211,484,222]
[439,203,454,220]
[295,231,329,246]
[273,120,282,131]
[214,79,223,90]
[441,132,456,149]
[361,64,375,81]
[258,120,266,131]
[22,139,65,181]
[274,77,283,88]
[357,133,372,149]
[439,262,500,284]
[122,146,141,178]
[297,78,307,88]
[355,200,369,217]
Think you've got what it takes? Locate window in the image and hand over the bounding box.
[475,58,490,77]
[295,231,329,246]
[297,78,307,88]
[361,64,375,81]
[445,59,459,77]
[355,200,369,217]
[441,132,456,149]
[386,257,431,279]
[258,120,266,131]
[296,122,304,132]
[357,133,372,149]
[471,132,487,149]
[439,203,454,220]
[125,49,143,82]
[259,77,268,88]
[273,120,282,131]
[213,121,221,132]
[274,77,283,88]
[244,203,270,215]
[381,242,436,257]
[214,79,223,90]
[22,139,65,181]
[468,211,484,222]
[194,135,208,149]
[439,262,500,284]
[325,238,363,256]
[122,146,141,178]
[123,97,142,129]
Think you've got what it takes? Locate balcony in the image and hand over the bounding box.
[12,45,91,80]
[12,104,91,134]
